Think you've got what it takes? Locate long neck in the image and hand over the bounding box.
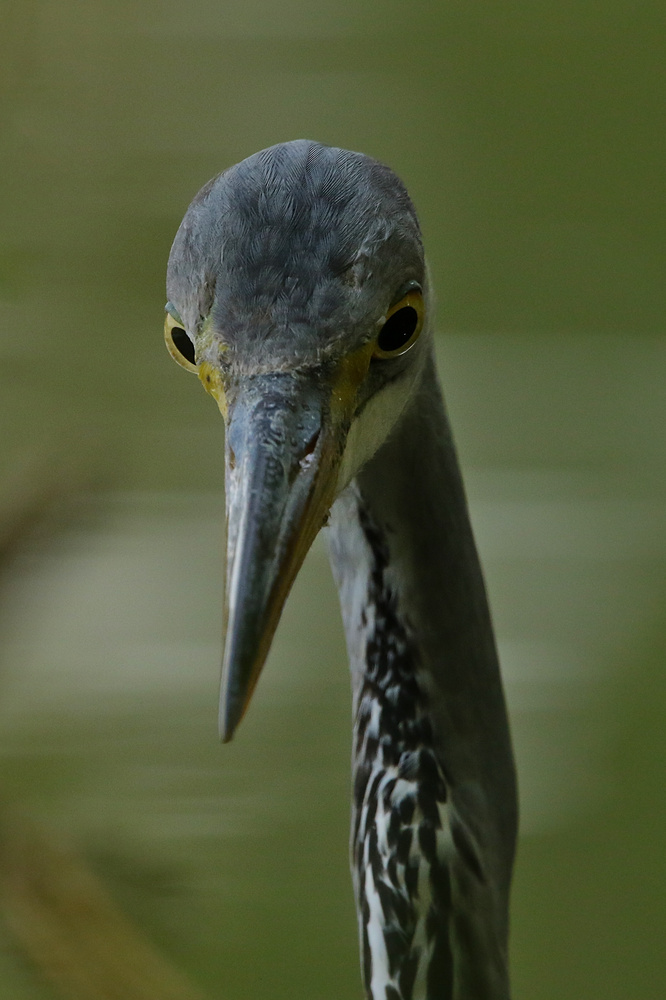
[327,353,517,1000]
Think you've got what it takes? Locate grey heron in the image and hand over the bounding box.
[164,140,517,1000]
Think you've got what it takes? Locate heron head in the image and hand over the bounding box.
[165,140,429,739]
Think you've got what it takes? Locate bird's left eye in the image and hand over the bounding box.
[164,311,198,372]
[373,290,425,359]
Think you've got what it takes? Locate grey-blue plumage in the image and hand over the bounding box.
[165,139,517,1000]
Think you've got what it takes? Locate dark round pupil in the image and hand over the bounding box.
[172,326,196,365]
[377,306,418,354]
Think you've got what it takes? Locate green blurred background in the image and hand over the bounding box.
[0,1,665,997]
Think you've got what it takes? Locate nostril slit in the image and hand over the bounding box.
[299,428,320,471]
[228,446,236,470]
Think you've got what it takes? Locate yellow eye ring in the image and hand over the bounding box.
[373,290,425,360]
[164,311,198,373]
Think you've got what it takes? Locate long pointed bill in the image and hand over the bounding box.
[208,353,369,741]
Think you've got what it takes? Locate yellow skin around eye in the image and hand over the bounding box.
[163,313,198,373]
[198,361,228,419]
[372,289,425,360]
[163,313,228,417]
[165,290,424,423]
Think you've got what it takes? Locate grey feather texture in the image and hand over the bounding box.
[165,140,516,1000]
[167,140,425,373]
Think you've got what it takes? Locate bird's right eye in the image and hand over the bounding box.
[164,310,198,372]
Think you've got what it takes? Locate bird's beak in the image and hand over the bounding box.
[203,351,370,741]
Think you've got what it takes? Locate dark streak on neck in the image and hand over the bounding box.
[352,503,454,1000]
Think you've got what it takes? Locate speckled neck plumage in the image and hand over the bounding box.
[352,503,454,1000]
[328,355,516,1000]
